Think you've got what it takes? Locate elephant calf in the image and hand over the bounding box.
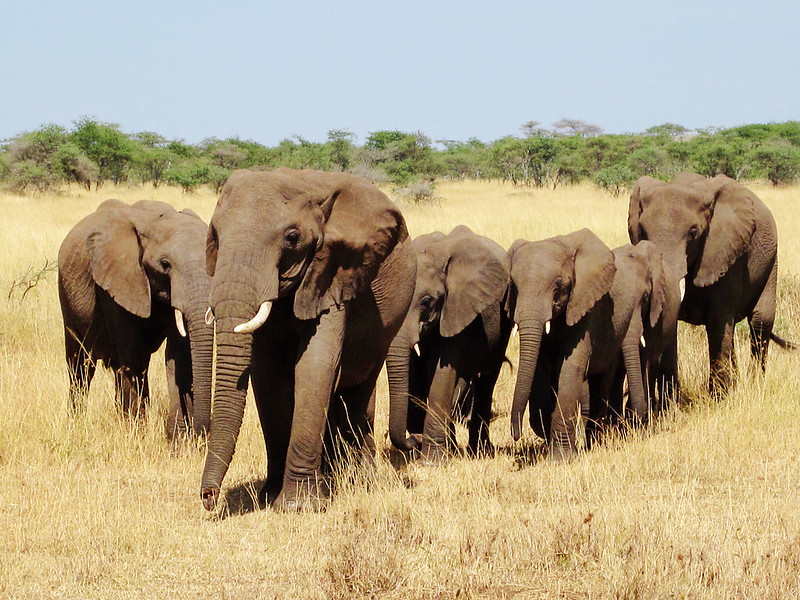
[386,225,512,462]
[58,199,213,439]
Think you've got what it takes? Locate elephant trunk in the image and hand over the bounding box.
[185,298,214,436]
[511,318,545,441]
[622,335,647,424]
[386,328,419,451]
[200,276,260,511]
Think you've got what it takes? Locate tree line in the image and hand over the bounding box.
[2,117,800,197]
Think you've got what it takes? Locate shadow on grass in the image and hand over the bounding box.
[216,478,267,519]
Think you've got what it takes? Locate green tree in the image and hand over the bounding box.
[70,118,135,186]
[749,143,800,186]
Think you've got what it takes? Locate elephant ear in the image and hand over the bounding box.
[628,176,661,243]
[693,181,756,287]
[294,184,406,320]
[643,242,667,328]
[88,214,151,318]
[440,237,510,337]
[564,229,616,326]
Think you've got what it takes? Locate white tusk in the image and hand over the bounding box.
[640,335,646,348]
[174,308,187,338]
[413,343,421,357]
[679,278,686,302]
[234,301,272,334]
[204,306,215,325]
[511,323,518,338]
[545,320,551,335]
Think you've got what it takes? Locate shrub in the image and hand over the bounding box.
[593,165,637,196]
[394,180,438,205]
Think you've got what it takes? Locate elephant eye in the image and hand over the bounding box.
[687,225,699,241]
[284,229,301,248]
[159,257,171,272]
[420,295,434,310]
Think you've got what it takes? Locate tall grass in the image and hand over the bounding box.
[1,180,799,598]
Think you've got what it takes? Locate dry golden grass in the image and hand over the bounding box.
[1,179,800,598]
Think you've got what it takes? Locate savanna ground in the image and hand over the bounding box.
[1,179,800,599]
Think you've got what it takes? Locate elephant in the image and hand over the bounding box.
[57,199,213,439]
[507,229,677,461]
[628,173,783,395]
[599,241,681,429]
[200,168,415,513]
[385,225,512,462]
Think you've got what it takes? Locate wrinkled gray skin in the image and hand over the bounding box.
[629,173,779,395]
[201,168,415,513]
[509,228,646,462]
[598,242,681,432]
[58,199,213,439]
[386,226,512,461]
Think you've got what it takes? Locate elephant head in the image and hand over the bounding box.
[628,173,756,290]
[201,168,407,510]
[386,225,510,451]
[508,228,616,440]
[87,199,213,435]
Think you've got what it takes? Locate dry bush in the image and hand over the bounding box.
[1,181,799,598]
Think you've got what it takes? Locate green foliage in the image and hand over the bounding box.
[749,143,800,186]
[70,118,135,185]
[594,165,637,196]
[3,119,800,195]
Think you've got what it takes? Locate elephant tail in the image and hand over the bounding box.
[770,332,800,351]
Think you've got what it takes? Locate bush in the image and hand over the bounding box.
[749,144,800,186]
[393,180,438,204]
[593,165,637,196]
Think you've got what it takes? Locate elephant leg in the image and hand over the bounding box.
[276,307,345,512]
[706,315,737,397]
[529,356,554,441]
[468,364,501,457]
[406,350,430,436]
[165,335,193,442]
[250,333,294,507]
[325,365,381,473]
[549,355,589,463]
[748,259,777,373]
[655,342,679,414]
[585,371,610,450]
[64,328,95,413]
[421,359,458,463]
[115,366,149,419]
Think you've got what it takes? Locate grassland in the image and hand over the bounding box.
[1,180,799,599]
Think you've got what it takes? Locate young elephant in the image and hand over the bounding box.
[628,173,782,395]
[201,168,415,512]
[599,241,680,429]
[386,226,512,461]
[58,199,213,439]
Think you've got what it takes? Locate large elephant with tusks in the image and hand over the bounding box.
[201,168,415,512]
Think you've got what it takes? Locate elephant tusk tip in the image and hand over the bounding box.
[204,306,215,325]
[545,320,551,335]
[413,343,421,357]
[679,278,686,302]
[511,323,518,337]
[640,335,646,348]
[174,308,187,338]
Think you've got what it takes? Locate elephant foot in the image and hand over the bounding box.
[467,438,495,458]
[547,443,578,465]
[419,441,449,466]
[259,478,283,507]
[275,477,330,513]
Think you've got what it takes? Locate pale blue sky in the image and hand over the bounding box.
[2,0,798,145]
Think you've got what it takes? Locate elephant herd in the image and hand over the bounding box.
[57,168,787,512]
